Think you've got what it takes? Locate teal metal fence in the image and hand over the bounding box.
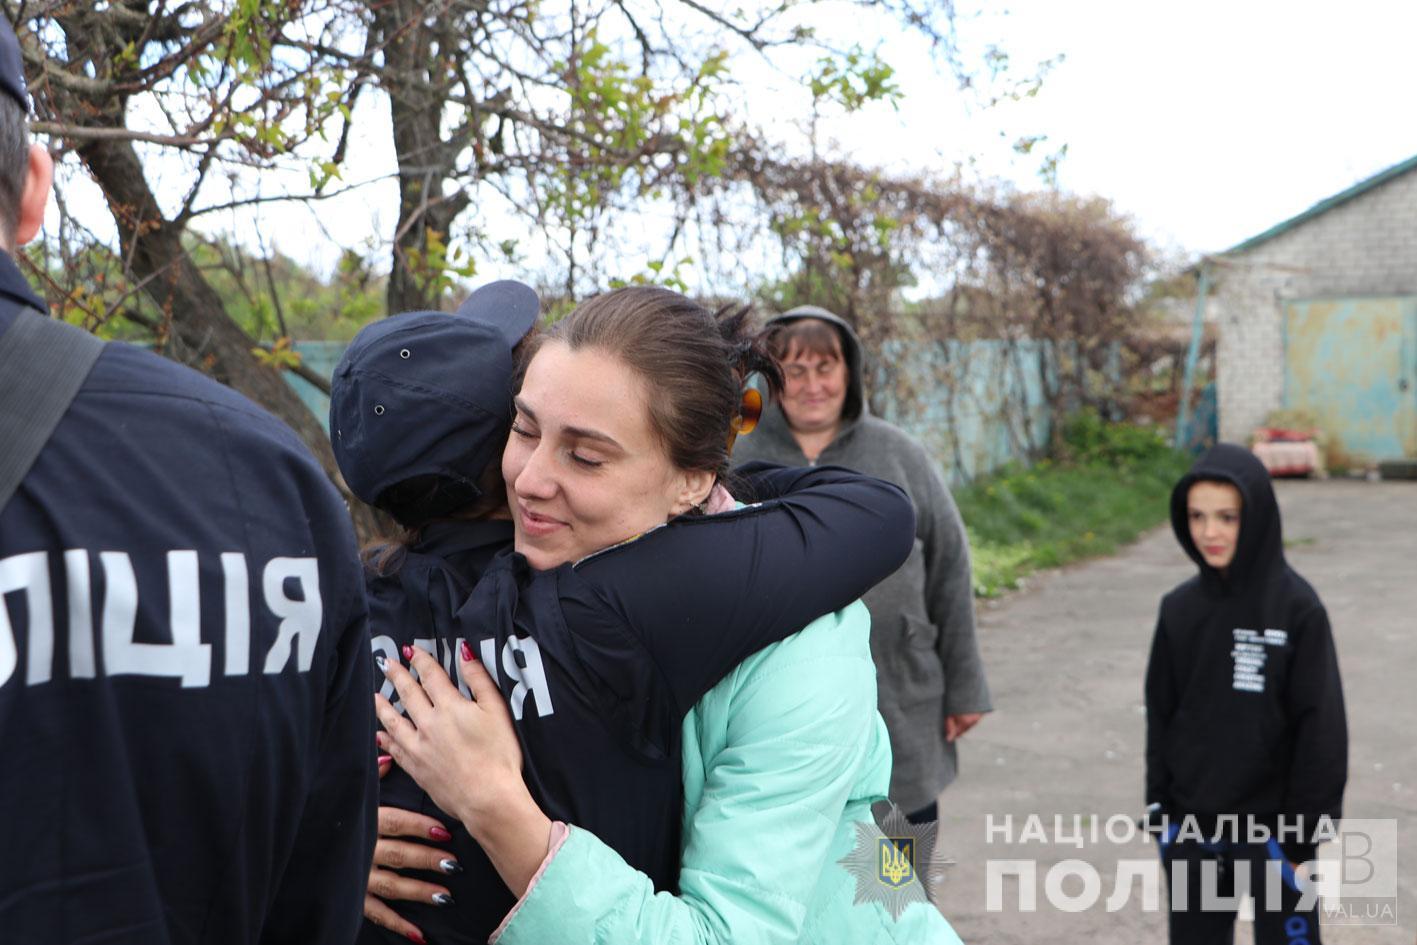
[286,341,348,431]
[872,338,1054,483]
[286,338,1061,483]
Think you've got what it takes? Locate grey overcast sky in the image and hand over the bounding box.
[53,0,1417,284]
[816,0,1417,256]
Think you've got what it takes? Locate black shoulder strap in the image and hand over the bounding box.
[0,306,106,511]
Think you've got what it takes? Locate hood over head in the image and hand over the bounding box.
[1170,442,1285,589]
[330,280,539,524]
[763,305,866,422]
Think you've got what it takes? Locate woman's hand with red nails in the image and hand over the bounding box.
[373,645,532,836]
[362,804,458,944]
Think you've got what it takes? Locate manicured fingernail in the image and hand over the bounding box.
[402,645,414,661]
[374,654,387,671]
[429,825,453,842]
[377,754,393,767]
[432,892,455,907]
[439,857,462,875]
[460,641,474,662]
[405,932,426,945]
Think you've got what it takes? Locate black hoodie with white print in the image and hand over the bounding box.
[1145,443,1347,862]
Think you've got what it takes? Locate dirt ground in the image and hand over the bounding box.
[929,479,1415,944]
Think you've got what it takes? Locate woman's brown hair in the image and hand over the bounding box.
[517,286,782,483]
[763,317,844,363]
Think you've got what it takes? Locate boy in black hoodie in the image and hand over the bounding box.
[1146,443,1347,945]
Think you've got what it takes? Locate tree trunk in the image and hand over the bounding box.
[371,0,473,315]
[77,134,390,542]
[35,3,392,542]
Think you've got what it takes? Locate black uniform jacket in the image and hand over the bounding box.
[0,251,376,945]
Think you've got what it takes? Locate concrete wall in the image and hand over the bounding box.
[1213,166,1417,442]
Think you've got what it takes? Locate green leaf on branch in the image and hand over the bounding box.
[809,46,902,113]
[251,336,303,371]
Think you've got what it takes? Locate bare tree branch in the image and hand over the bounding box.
[672,0,777,51]
[181,172,397,219]
[32,121,220,149]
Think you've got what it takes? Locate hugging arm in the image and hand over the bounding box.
[569,461,914,711]
[371,466,912,933]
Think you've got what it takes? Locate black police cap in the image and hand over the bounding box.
[330,280,540,517]
[0,16,29,112]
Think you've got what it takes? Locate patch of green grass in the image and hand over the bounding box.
[957,414,1193,597]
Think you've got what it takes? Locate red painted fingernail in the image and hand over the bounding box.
[429,825,453,842]
[460,641,474,662]
[402,645,414,661]
[377,754,392,767]
[405,932,426,944]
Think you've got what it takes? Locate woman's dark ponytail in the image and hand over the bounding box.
[714,303,783,400]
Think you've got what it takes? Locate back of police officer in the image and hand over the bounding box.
[0,20,376,944]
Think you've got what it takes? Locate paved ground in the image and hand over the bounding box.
[930,480,1415,944]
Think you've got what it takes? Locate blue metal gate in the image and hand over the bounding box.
[1283,297,1417,464]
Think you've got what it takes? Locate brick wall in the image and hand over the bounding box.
[1213,166,1417,442]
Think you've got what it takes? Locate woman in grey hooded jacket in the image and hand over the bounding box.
[732,306,992,820]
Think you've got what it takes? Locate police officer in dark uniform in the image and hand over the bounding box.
[0,18,376,944]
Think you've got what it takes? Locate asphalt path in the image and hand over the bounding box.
[930,480,1415,944]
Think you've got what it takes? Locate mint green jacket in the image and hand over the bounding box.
[492,602,963,945]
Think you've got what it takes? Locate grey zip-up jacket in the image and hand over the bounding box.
[733,307,992,812]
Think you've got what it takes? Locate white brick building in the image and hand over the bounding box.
[1208,155,1417,464]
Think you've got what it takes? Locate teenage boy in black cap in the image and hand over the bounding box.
[1146,443,1347,945]
[0,16,375,944]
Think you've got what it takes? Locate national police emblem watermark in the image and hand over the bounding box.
[838,802,953,920]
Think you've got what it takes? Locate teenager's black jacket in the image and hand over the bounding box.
[1144,444,1347,861]
[361,462,915,945]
